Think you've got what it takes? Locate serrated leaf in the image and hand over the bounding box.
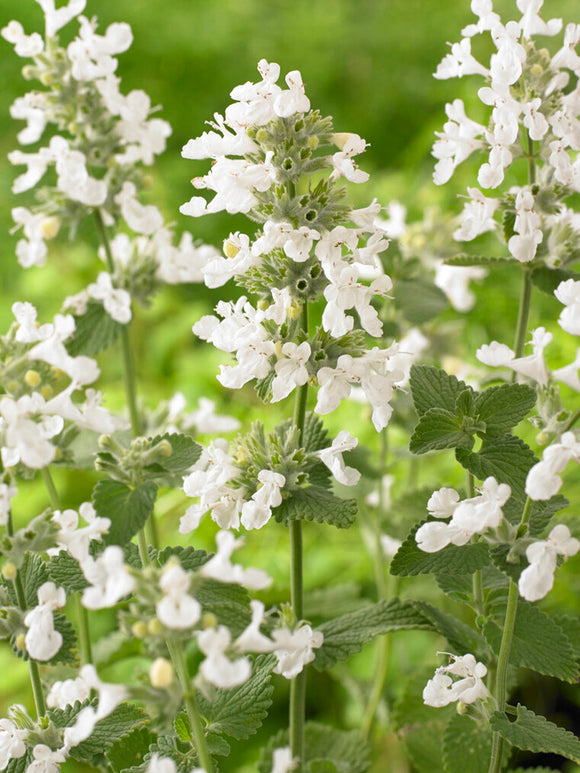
[95,480,158,547]
[445,254,514,267]
[147,433,202,477]
[65,301,123,357]
[394,278,448,324]
[404,722,446,773]
[106,726,156,771]
[413,601,488,656]
[489,544,527,582]
[47,551,89,592]
[483,602,579,682]
[146,733,201,773]
[456,435,537,499]
[392,670,455,731]
[22,553,50,606]
[312,599,433,671]
[274,486,357,529]
[530,266,578,295]
[528,495,569,537]
[474,384,536,437]
[92,630,142,669]
[258,722,370,773]
[390,520,490,577]
[436,565,508,605]
[195,579,251,638]
[48,699,89,729]
[490,704,580,763]
[409,365,469,417]
[503,209,516,241]
[304,583,366,621]
[302,412,331,453]
[70,704,148,765]
[154,545,210,571]
[197,654,274,740]
[409,407,473,454]
[5,753,32,773]
[553,615,580,663]
[443,714,492,773]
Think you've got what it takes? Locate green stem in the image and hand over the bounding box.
[465,473,485,617]
[563,407,580,432]
[289,302,309,773]
[487,498,532,773]
[41,468,93,664]
[6,511,46,718]
[512,269,533,366]
[166,639,213,773]
[137,529,150,568]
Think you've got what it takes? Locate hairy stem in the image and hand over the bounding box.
[166,638,213,773]
[289,301,309,773]
[41,468,93,665]
[6,510,46,718]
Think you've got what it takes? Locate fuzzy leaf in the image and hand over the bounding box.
[409,408,473,454]
[5,754,32,773]
[274,486,357,529]
[302,412,331,452]
[490,704,580,763]
[154,545,210,572]
[95,480,158,547]
[258,722,370,773]
[394,278,448,324]
[455,435,537,499]
[106,726,156,771]
[312,599,434,670]
[195,579,251,638]
[197,654,274,740]
[530,266,578,295]
[404,722,446,773]
[528,495,569,537]
[483,602,579,682]
[443,714,492,773]
[409,365,469,417]
[474,384,536,437]
[413,601,488,656]
[66,301,123,356]
[444,254,514,267]
[489,544,527,582]
[47,551,89,592]
[70,704,148,765]
[390,520,490,577]
[147,433,202,477]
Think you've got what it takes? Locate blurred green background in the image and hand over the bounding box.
[1,1,580,771]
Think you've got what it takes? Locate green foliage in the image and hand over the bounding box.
[413,601,488,656]
[196,655,274,740]
[443,715,492,773]
[95,479,158,546]
[409,408,474,454]
[70,704,149,767]
[473,384,536,437]
[107,726,157,772]
[490,704,580,763]
[65,301,124,356]
[527,495,569,536]
[456,436,537,498]
[145,433,202,484]
[404,722,446,773]
[47,551,89,593]
[274,485,357,529]
[393,278,448,324]
[195,579,251,638]
[483,602,579,682]
[530,266,578,295]
[445,254,515,267]
[0,512,59,569]
[409,365,469,418]
[154,545,210,571]
[391,520,490,576]
[258,722,370,773]
[312,599,434,670]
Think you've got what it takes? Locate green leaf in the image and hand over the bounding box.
[436,565,508,605]
[553,615,580,663]
[258,722,370,773]
[404,722,446,773]
[304,583,366,621]
[274,486,357,529]
[95,480,158,547]
[106,726,156,772]
[195,579,251,638]
[147,433,202,478]
[47,551,89,593]
[409,408,473,454]
[312,599,434,670]
[456,435,537,499]
[528,495,569,537]
[390,520,490,577]
[409,365,469,417]
[444,254,514,267]
[483,602,579,682]
[489,544,527,582]
[413,601,488,656]
[443,714,492,773]
[48,699,88,729]
[503,209,517,241]
[474,384,536,437]
[197,654,274,740]
[393,278,448,324]
[490,704,580,763]
[65,301,123,357]
[70,704,149,765]
[302,412,331,453]
[530,266,578,295]
[5,753,32,773]
[154,545,210,572]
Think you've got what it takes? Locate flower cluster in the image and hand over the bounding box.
[423,653,489,708]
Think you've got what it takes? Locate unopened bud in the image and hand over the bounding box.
[531,63,543,77]
[40,71,53,86]
[24,370,41,388]
[6,381,19,394]
[15,633,27,650]
[158,440,172,457]
[287,303,301,321]
[331,132,352,150]
[147,618,163,636]
[539,48,550,58]
[223,239,240,258]
[255,128,268,143]
[149,657,174,688]
[22,65,36,80]
[40,385,53,400]
[306,136,319,149]
[40,217,60,240]
[51,367,65,380]
[67,123,78,135]
[274,341,284,358]
[143,174,154,189]
[456,701,469,715]
[131,621,147,639]
[201,612,218,629]
[2,563,17,581]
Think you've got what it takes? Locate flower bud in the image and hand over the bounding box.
[51,367,65,380]
[157,440,172,457]
[531,64,542,76]
[6,381,19,394]
[1,563,17,581]
[131,621,147,639]
[40,386,53,400]
[149,657,174,688]
[201,612,218,629]
[147,618,163,636]
[223,239,240,258]
[15,633,27,650]
[40,71,53,86]
[256,128,269,143]
[41,217,60,240]
[22,65,36,80]
[143,174,154,189]
[24,370,41,388]
[456,701,469,715]
[331,132,352,150]
[306,136,319,150]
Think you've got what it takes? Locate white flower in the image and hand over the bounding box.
[453,187,498,241]
[87,273,132,324]
[51,502,110,564]
[317,430,361,486]
[434,37,489,80]
[272,624,324,679]
[1,21,44,57]
[271,342,311,402]
[235,600,275,653]
[200,530,272,590]
[241,470,285,530]
[156,564,201,630]
[36,0,87,37]
[554,279,580,336]
[81,546,135,609]
[26,743,66,773]
[423,653,489,707]
[525,432,580,500]
[507,189,543,263]
[0,719,27,769]
[330,134,369,184]
[432,100,485,185]
[518,524,580,601]
[24,582,66,661]
[114,182,163,235]
[427,488,460,519]
[271,748,297,773]
[434,263,487,312]
[274,70,310,117]
[517,0,562,38]
[198,626,251,688]
[47,673,92,710]
[0,481,17,528]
